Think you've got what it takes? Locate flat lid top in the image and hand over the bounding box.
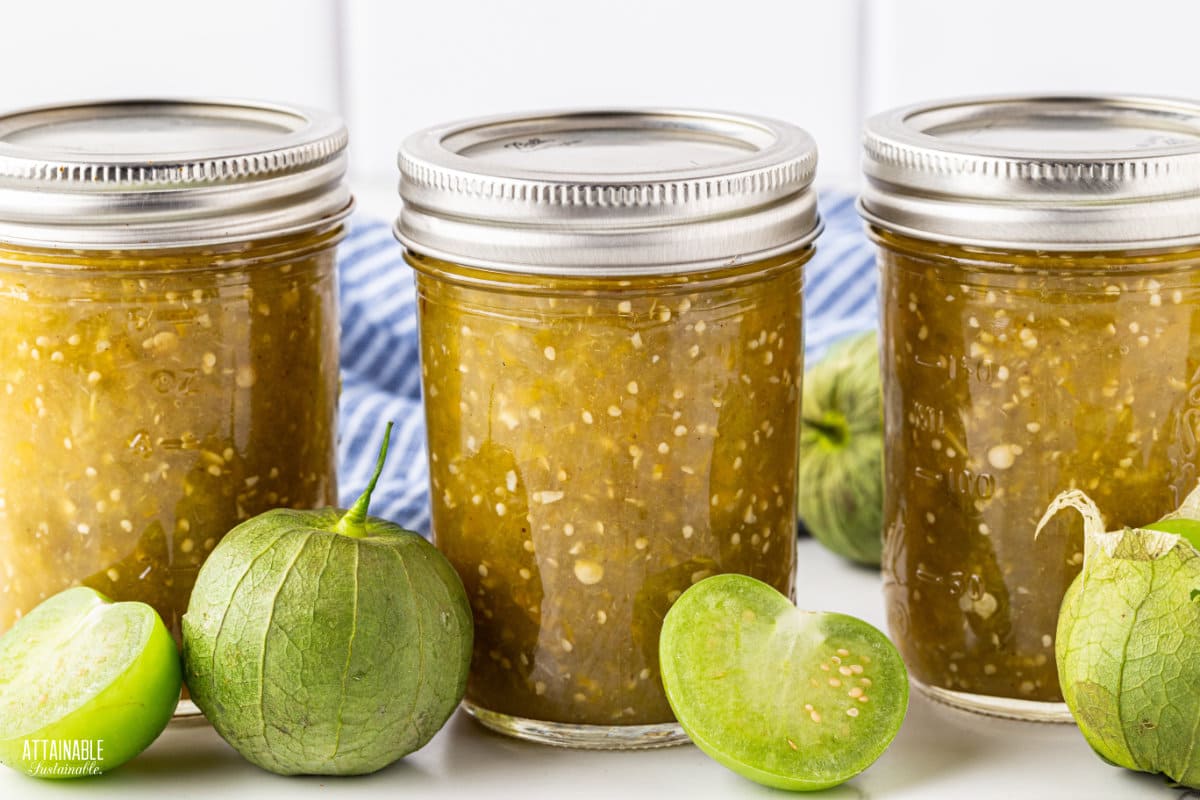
[0,99,345,178]
[441,115,776,178]
[405,109,814,184]
[901,96,1200,158]
[0,109,288,157]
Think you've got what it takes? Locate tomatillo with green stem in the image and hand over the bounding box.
[182,422,473,776]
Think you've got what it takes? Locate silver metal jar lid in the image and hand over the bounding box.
[861,94,1200,251]
[0,98,352,250]
[396,108,821,275]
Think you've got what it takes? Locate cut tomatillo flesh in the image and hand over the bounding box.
[659,574,908,792]
[0,586,181,778]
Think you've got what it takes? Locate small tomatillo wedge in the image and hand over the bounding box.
[0,586,180,778]
[659,574,908,792]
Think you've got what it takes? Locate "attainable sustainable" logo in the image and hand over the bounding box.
[20,738,105,777]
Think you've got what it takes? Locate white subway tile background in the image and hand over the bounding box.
[2,0,1198,211]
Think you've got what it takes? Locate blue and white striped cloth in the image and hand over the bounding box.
[335,190,878,532]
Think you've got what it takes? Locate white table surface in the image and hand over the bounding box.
[0,538,1178,800]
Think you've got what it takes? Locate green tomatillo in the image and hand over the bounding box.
[797,331,884,566]
[1037,485,1200,788]
[182,422,473,776]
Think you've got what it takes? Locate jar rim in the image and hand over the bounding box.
[404,244,813,296]
[0,216,348,274]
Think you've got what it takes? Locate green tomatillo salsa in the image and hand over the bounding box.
[876,228,1200,706]
[411,250,807,727]
[0,230,342,641]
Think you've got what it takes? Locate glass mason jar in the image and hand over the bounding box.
[0,100,352,715]
[861,95,1200,721]
[397,109,821,748]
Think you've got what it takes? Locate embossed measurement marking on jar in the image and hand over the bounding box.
[911,465,996,504]
[909,400,945,434]
[912,352,995,383]
[151,368,202,396]
[914,567,992,606]
[914,567,966,596]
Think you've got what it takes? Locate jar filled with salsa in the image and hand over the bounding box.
[0,100,352,716]
[861,95,1200,721]
[397,110,821,747]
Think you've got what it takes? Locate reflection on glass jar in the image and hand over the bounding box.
[397,108,821,747]
[0,231,342,639]
[413,252,805,728]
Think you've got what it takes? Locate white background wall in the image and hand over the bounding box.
[2,0,1198,213]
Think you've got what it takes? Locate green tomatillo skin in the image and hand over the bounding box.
[1038,488,1200,788]
[798,331,883,566]
[182,423,473,776]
